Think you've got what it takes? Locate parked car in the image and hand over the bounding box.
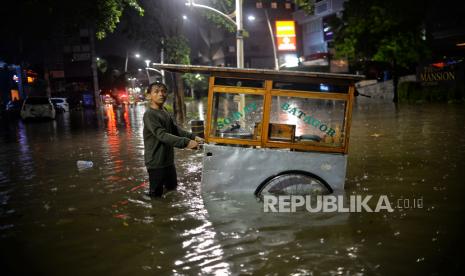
[51,102,65,113]
[51,97,70,112]
[20,97,56,120]
[5,100,23,117]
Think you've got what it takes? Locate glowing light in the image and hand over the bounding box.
[276,21,296,51]
[283,54,299,67]
[11,89,19,101]
[198,101,205,121]
[320,84,329,91]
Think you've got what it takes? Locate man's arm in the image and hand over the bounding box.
[144,113,190,148]
[175,125,196,140]
[176,125,205,144]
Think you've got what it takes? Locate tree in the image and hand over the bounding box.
[293,0,315,15]
[97,55,128,93]
[165,36,192,123]
[0,0,143,42]
[120,0,236,123]
[183,73,208,98]
[0,0,143,103]
[328,0,431,102]
[118,0,194,123]
[0,0,143,81]
[197,0,236,33]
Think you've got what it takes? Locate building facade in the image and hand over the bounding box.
[293,0,348,72]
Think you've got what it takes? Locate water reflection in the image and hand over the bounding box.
[16,121,35,179]
[0,102,464,275]
[198,101,205,121]
[201,192,363,274]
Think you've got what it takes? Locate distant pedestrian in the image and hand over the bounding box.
[143,82,204,197]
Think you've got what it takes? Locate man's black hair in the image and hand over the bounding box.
[147,82,168,94]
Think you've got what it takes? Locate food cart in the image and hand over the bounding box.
[153,64,364,197]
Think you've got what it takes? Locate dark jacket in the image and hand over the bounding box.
[143,107,195,169]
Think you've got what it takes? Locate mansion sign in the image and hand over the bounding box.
[417,63,463,86]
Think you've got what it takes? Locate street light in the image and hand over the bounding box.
[146,67,163,75]
[186,1,278,70]
[263,10,279,70]
[186,0,244,68]
[125,52,142,73]
[146,67,164,84]
[144,59,151,81]
[246,12,279,70]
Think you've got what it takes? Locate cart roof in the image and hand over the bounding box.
[152,64,364,85]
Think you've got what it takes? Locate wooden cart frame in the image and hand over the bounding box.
[153,64,364,154]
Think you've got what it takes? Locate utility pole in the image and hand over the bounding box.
[235,0,244,68]
[264,9,279,70]
[90,28,100,108]
[187,0,244,68]
[161,38,165,83]
[124,50,128,73]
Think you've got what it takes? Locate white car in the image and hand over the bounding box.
[51,97,70,112]
[21,97,56,120]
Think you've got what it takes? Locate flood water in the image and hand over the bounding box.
[1,101,464,275]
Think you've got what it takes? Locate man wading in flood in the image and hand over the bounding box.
[143,82,204,197]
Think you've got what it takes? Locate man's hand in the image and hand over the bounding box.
[194,136,205,144]
[186,140,200,150]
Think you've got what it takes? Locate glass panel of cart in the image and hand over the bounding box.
[210,93,264,140]
[269,96,347,147]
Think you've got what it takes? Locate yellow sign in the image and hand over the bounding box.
[276,21,296,51]
[11,89,19,101]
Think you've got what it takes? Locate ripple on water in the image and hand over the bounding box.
[1,104,465,275]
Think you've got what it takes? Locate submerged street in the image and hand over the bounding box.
[1,101,465,275]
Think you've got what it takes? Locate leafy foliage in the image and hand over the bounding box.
[294,0,315,15]
[95,0,144,39]
[96,59,108,73]
[165,36,191,65]
[330,0,430,69]
[1,0,143,40]
[183,73,208,91]
[198,0,236,33]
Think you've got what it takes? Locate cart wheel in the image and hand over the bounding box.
[255,171,332,198]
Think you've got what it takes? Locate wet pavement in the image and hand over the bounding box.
[1,101,465,275]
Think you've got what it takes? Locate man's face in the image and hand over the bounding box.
[150,87,167,105]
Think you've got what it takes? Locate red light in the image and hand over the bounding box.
[432,62,445,68]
